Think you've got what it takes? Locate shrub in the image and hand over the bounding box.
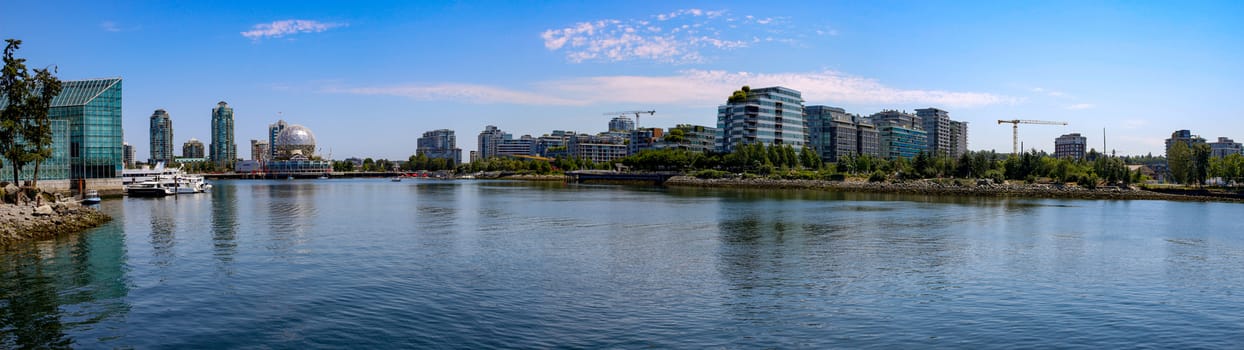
[984,170,1005,184]
[778,170,818,180]
[824,173,846,182]
[1078,174,1100,189]
[693,169,730,179]
[868,171,887,182]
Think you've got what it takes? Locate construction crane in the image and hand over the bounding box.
[997,119,1068,155]
[603,110,656,128]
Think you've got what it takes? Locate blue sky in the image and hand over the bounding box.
[3,1,1242,160]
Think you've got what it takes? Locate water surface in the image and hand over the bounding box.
[2,179,1242,348]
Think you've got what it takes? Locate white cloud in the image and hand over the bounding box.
[1066,103,1095,110]
[242,20,346,40]
[541,9,797,63]
[101,21,121,32]
[1030,87,1069,98]
[328,70,1017,108]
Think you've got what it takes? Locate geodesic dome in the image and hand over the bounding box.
[276,124,316,159]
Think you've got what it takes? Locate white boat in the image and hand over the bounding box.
[391,177,402,182]
[81,190,101,204]
[124,163,212,195]
[171,175,211,194]
[127,181,176,197]
[122,162,183,186]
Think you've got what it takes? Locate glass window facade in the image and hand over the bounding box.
[2,78,122,181]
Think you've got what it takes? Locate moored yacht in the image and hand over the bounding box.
[126,181,176,197]
[123,163,212,195]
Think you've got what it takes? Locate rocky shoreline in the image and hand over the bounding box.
[664,176,1243,202]
[1,202,111,246]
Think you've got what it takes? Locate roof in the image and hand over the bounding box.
[51,78,121,107]
[0,77,122,108]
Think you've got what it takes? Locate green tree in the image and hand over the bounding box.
[664,128,686,144]
[1225,153,1244,186]
[1,39,33,184]
[800,146,821,170]
[1166,141,1190,185]
[1191,143,1211,186]
[22,66,61,187]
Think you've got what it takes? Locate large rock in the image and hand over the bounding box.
[33,205,55,216]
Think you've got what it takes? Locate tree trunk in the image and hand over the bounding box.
[31,159,39,188]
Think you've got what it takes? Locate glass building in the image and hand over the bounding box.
[716,86,807,153]
[416,129,462,166]
[210,101,236,167]
[150,108,174,165]
[1,78,123,187]
[869,110,928,160]
[183,138,205,159]
[608,116,635,132]
[268,119,287,160]
[805,105,881,162]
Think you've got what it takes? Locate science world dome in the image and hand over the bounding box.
[275,124,317,159]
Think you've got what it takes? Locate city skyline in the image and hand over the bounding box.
[3,1,1241,159]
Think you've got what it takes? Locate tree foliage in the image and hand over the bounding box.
[1,39,62,187]
[1167,141,1191,185]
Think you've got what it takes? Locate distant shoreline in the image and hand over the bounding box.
[662,176,1244,203]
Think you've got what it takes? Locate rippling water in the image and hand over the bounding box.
[3,179,1243,348]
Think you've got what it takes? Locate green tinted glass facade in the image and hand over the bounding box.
[59,79,123,179]
[2,78,123,181]
[0,120,68,182]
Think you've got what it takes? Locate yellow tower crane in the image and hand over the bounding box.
[997,119,1068,155]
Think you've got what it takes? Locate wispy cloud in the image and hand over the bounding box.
[327,70,1017,108]
[1066,103,1095,110]
[101,21,121,32]
[1030,87,1069,98]
[540,9,798,63]
[242,20,346,41]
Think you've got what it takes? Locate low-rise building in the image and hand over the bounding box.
[654,124,718,153]
[1209,137,1242,158]
[569,133,627,163]
[629,128,664,155]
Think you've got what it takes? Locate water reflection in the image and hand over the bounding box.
[149,198,177,270]
[212,183,239,274]
[1,203,131,348]
[266,182,319,257]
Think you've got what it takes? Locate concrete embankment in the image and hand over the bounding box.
[664,176,1242,202]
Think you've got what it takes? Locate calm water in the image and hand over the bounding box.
[2,179,1243,348]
